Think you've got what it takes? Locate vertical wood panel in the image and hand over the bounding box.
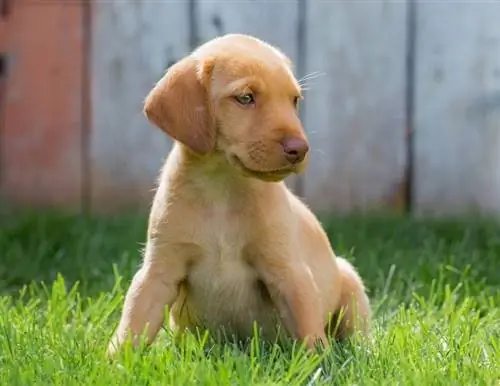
[195,0,302,193]
[1,1,84,209]
[303,1,408,213]
[90,1,190,211]
[0,7,10,174]
[414,2,500,215]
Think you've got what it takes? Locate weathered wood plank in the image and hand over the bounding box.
[0,19,8,53]
[414,2,500,215]
[302,1,408,213]
[90,1,190,211]
[195,0,303,193]
[1,1,85,209]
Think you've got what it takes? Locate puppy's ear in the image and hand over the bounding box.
[144,56,215,155]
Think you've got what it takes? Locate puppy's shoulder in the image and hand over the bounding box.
[286,188,329,238]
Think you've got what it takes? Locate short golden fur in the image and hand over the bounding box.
[108,34,370,355]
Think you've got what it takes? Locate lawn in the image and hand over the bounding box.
[0,209,499,385]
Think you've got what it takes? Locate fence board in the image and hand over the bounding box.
[1,1,85,209]
[414,2,500,215]
[302,1,408,213]
[90,1,190,210]
[195,0,303,193]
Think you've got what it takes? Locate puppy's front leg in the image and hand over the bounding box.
[256,258,328,350]
[107,245,187,357]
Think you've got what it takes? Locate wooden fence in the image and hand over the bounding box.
[0,0,499,215]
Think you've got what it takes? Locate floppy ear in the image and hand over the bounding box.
[143,56,216,155]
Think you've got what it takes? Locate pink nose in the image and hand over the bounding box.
[281,137,309,164]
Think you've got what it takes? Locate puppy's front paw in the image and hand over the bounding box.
[304,333,329,352]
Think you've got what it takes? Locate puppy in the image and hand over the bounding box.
[108,34,370,356]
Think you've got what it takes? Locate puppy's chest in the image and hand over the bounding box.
[193,203,250,259]
[187,204,259,299]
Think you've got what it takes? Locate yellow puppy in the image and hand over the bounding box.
[108,34,370,356]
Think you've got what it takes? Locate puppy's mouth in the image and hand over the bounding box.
[230,155,296,182]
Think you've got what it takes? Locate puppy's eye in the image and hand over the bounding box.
[235,93,255,106]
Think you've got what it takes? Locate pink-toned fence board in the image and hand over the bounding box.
[1,1,86,209]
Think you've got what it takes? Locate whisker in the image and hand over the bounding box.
[299,71,321,81]
[298,71,326,84]
[298,77,325,93]
[298,78,325,93]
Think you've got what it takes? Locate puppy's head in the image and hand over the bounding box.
[144,34,308,182]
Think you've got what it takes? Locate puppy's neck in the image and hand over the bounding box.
[165,143,279,204]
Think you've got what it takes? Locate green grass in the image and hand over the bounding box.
[1,209,499,385]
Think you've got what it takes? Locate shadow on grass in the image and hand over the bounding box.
[0,208,147,296]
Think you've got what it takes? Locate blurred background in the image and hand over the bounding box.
[1,0,499,217]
